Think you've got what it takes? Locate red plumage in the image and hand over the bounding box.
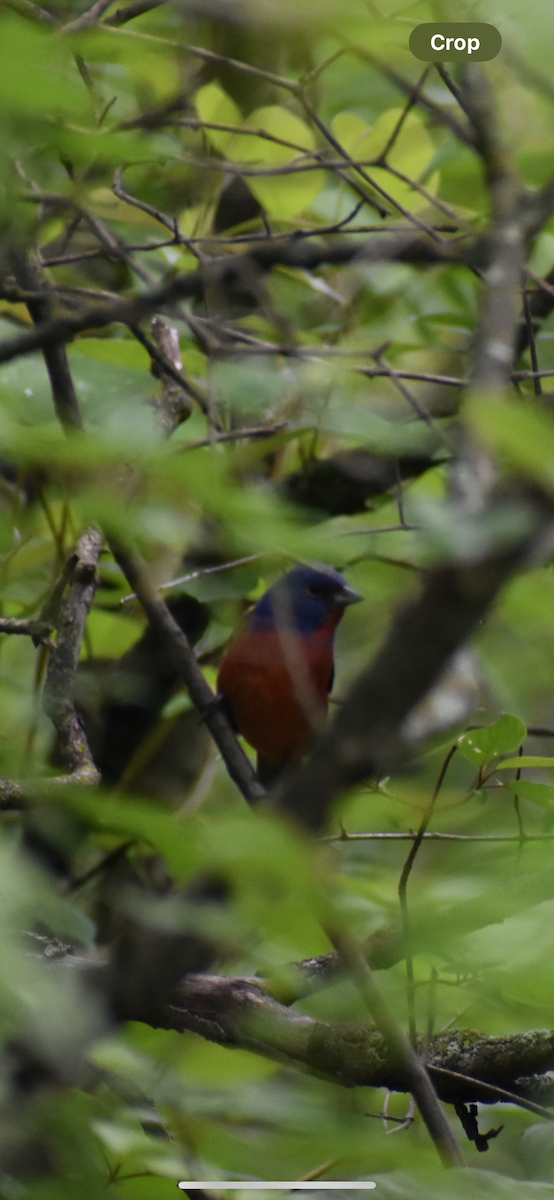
[217,564,362,784]
[217,623,335,768]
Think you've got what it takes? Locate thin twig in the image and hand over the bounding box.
[522,288,542,396]
[112,167,204,262]
[325,830,554,843]
[128,322,215,425]
[60,0,116,32]
[428,1065,554,1121]
[346,45,475,148]
[104,0,165,24]
[372,352,452,445]
[379,69,430,161]
[327,927,464,1167]
[398,745,458,1048]
[358,367,465,386]
[120,553,265,604]
[3,0,58,21]
[178,424,288,451]
[513,742,526,847]
[111,545,266,806]
[9,248,84,431]
[0,617,54,645]
[330,525,419,537]
[299,93,445,238]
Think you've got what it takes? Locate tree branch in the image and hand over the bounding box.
[326,928,464,1166]
[458,65,526,392]
[111,545,266,806]
[148,972,554,1115]
[0,617,54,644]
[42,529,102,782]
[129,320,214,426]
[60,0,116,32]
[8,248,84,430]
[103,0,166,23]
[0,232,461,367]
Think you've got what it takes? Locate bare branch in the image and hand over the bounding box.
[344,46,476,149]
[299,94,444,236]
[2,0,58,22]
[43,529,103,782]
[179,424,287,450]
[325,830,554,844]
[112,167,204,262]
[104,0,166,24]
[398,745,458,1047]
[0,617,54,644]
[111,545,266,806]
[430,1066,554,1121]
[128,321,215,425]
[60,0,116,33]
[358,367,464,386]
[459,65,525,392]
[8,248,84,430]
[0,232,461,367]
[325,927,464,1166]
[154,973,554,1116]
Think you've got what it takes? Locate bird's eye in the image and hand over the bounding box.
[307,584,324,598]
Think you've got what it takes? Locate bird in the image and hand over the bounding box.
[217,563,362,787]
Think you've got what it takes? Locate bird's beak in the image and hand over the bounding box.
[334,583,363,607]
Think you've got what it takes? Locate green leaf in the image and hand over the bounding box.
[495,756,554,770]
[228,106,324,219]
[195,81,241,152]
[161,689,194,719]
[504,779,554,808]
[71,338,150,371]
[466,393,554,489]
[46,790,201,881]
[457,714,527,765]
[331,106,439,213]
[332,111,370,155]
[80,26,181,101]
[0,14,87,118]
[84,609,141,659]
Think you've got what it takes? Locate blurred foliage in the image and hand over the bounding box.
[3,0,554,1195]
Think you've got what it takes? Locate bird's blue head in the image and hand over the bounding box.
[250,563,362,636]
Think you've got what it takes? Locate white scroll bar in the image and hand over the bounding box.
[178,1184,377,1190]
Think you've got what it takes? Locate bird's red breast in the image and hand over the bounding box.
[217,622,335,767]
[216,563,362,781]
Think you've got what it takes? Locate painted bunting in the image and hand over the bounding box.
[217,563,362,786]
